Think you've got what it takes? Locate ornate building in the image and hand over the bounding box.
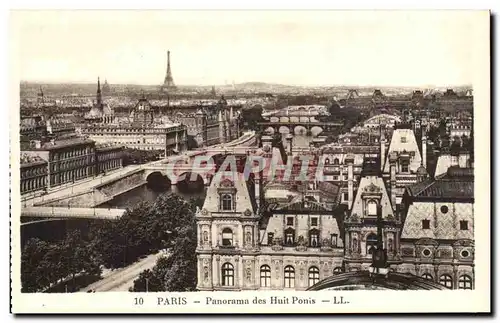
[343,156,400,272]
[82,93,188,155]
[172,96,240,147]
[196,171,344,291]
[399,167,474,289]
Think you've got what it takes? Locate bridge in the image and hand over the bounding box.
[21,131,258,208]
[21,206,126,224]
[259,121,343,137]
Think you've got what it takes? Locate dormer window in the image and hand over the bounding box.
[401,160,409,173]
[367,200,378,216]
[221,194,233,211]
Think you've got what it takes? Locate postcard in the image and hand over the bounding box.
[10,10,491,314]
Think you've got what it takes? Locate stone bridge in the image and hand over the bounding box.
[259,121,343,137]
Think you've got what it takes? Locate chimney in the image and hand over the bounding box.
[380,132,386,172]
[389,152,398,208]
[422,134,427,169]
[345,154,355,210]
[286,134,293,155]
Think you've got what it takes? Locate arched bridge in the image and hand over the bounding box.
[307,271,449,291]
[21,206,126,225]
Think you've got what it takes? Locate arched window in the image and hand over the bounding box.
[308,267,320,287]
[458,275,473,290]
[333,158,340,165]
[366,233,378,255]
[422,273,433,281]
[439,274,453,289]
[324,158,330,165]
[309,229,319,247]
[222,228,233,246]
[221,194,233,211]
[221,263,234,286]
[260,265,271,287]
[387,238,393,252]
[284,228,295,246]
[333,267,343,274]
[284,266,295,288]
[367,200,378,216]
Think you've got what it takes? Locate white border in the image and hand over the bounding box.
[3,2,496,319]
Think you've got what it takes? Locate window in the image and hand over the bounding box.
[324,158,330,165]
[221,194,233,211]
[286,217,294,226]
[309,229,319,247]
[333,267,343,274]
[441,205,449,214]
[221,228,233,246]
[401,162,409,173]
[331,234,338,247]
[311,218,318,226]
[284,266,295,288]
[422,248,431,257]
[422,219,430,229]
[284,228,295,246]
[401,136,407,143]
[308,267,320,287]
[439,274,453,288]
[460,220,468,230]
[366,233,378,255]
[367,200,378,216]
[221,263,234,286]
[422,273,433,281]
[343,192,348,201]
[461,250,470,258]
[260,265,271,287]
[333,158,339,165]
[267,233,274,245]
[458,275,473,290]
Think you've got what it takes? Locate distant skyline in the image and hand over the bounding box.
[11,10,486,87]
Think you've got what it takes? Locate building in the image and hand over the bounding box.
[399,167,474,289]
[22,138,97,189]
[82,93,188,155]
[343,156,400,272]
[84,77,115,124]
[21,137,124,192]
[95,144,123,174]
[196,171,344,291]
[20,153,48,194]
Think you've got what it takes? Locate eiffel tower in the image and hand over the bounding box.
[161,50,177,92]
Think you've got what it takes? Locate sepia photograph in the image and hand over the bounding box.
[9,9,491,314]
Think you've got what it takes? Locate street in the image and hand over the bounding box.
[80,251,168,292]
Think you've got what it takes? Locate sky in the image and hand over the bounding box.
[11,10,487,87]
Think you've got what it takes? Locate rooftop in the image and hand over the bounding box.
[38,138,95,150]
[406,167,474,200]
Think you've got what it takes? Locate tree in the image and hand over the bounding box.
[162,225,197,292]
[21,238,50,292]
[240,106,264,131]
[130,269,165,292]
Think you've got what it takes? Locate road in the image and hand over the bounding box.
[80,251,168,292]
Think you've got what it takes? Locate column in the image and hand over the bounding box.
[453,266,458,290]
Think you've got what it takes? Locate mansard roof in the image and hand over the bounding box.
[406,168,474,201]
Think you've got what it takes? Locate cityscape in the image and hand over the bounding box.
[16,12,477,294]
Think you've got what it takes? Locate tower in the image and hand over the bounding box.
[162,50,176,91]
[96,77,102,109]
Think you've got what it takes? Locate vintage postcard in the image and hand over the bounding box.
[9,10,491,314]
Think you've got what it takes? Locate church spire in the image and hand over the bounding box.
[96,77,102,108]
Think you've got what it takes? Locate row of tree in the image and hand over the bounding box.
[21,193,202,293]
[21,231,102,293]
[122,148,163,166]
